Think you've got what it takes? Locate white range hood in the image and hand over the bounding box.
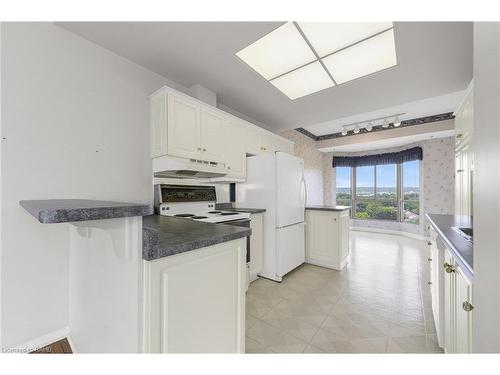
[153,155,227,179]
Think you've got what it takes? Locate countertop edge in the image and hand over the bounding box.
[20,199,153,224]
[306,206,351,212]
[426,213,474,281]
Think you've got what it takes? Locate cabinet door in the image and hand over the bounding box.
[455,266,473,353]
[455,152,462,216]
[443,249,455,353]
[143,239,246,353]
[249,213,264,281]
[339,210,350,264]
[151,93,168,158]
[200,107,226,163]
[244,124,263,155]
[167,93,201,160]
[305,210,339,268]
[225,118,246,177]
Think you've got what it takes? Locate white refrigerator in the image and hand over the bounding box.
[237,151,306,282]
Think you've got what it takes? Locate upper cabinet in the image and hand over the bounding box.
[243,121,295,156]
[167,93,202,160]
[454,81,473,217]
[150,87,295,179]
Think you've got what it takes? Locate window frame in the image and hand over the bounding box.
[335,161,420,224]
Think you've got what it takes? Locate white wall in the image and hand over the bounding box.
[0,22,172,348]
[472,22,500,353]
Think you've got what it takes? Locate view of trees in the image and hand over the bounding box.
[335,161,420,224]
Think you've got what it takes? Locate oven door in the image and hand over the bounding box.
[223,218,250,263]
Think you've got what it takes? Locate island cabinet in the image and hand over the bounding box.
[428,226,445,348]
[305,209,350,271]
[442,247,474,353]
[142,238,247,353]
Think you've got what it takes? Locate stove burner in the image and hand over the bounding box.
[174,214,195,217]
[220,212,238,216]
[192,216,208,219]
[208,211,222,214]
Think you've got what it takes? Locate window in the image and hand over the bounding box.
[354,165,398,221]
[402,160,420,224]
[334,160,421,224]
[335,167,351,206]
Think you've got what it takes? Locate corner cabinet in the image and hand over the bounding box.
[150,86,295,179]
[305,209,350,270]
[443,248,473,353]
[143,238,247,353]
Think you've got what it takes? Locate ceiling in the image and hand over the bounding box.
[57,22,473,132]
[320,129,454,153]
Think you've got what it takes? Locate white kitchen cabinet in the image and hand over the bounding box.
[225,117,246,177]
[200,105,227,163]
[455,265,473,353]
[428,226,445,348]
[150,86,294,176]
[244,123,263,155]
[305,209,350,270]
[454,84,473,217]
[167,92,202,160]
[443,248,474,353]
[143,238,246,353]
[248,213,264,282]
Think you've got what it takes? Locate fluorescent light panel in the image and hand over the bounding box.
[270,62,334,100]
[297,22,393,57]
[323,29,397,84]
[236,22,316,80]
[235,22,397,99]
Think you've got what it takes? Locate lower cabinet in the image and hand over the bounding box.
[443,248,473,353]
[142,238,246,353]
[249,213,264,282]
[305,209,350,270]
[428,226,445,348]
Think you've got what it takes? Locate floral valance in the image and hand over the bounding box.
[332,146,423,168]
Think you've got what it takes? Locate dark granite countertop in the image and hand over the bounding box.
[306,205,351,212]
[142,215,251,261]
[20,199,152,223]
[222,207,267,214]
[427,213,473,280]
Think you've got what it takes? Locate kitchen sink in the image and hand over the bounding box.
[452,226,473,242]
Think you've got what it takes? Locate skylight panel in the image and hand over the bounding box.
[236,22,316,80]
[322,29,397,84]
[270,61,334,100]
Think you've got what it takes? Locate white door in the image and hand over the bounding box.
[200,107,226,163]
[276,152,305,227]
[276,223,305,278]
[167,93,201,160]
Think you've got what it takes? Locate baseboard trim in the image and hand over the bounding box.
[11,327,71,353]
[350,226,429,241]
[305,258,344,271]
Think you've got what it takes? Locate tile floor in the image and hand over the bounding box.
[245,230,443,353]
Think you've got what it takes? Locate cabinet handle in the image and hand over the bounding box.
[334,218,337,221]
[428,281,432,285]
[443,262,456,273]
[428,258,432,262]
[456,134,463,139]
[197,147,201,151]
[202,148,207,152]
[227,166,231,170]
[456,169,464,173]
[462,301,474,312]
[427,241,432,246]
